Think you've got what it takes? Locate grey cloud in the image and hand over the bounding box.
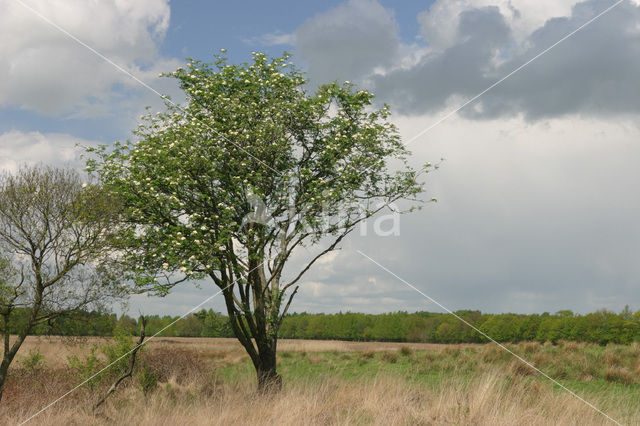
[470,0,640,120]
[295,0,400,84]
[373,0,640,120]
[373,6,511,115]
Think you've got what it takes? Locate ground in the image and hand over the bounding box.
[2,337,639,425]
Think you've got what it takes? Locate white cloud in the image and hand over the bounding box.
[294,0,400,84]
[0,0,179,116]
[0,130,99,172]
[245,31,296,46]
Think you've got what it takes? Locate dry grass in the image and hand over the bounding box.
[5,369,631,425]
[2,338,639,425]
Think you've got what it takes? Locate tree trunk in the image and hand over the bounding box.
[255,338,282,393]
[220,280,283,393]
[0,353,15,402]
[0,319,31,402]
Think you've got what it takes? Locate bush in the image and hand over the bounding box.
[400,346,413,357]
[67,345,103,390]
[20,348,45,373]
[380,351,399,364]
[101,327,140,373]
[510,360,536,377]
[137,362,158,395]
[67,327,140,389]
[139,347,207,384]
[358,350,375,363]
[604,367,635,385]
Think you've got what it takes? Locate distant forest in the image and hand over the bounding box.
[9,307,640,345]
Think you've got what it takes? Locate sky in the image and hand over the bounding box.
[1,0,640,317]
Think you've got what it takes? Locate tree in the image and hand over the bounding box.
[196,309,232,337]
[88,51,428,391]
[0,165,128,401]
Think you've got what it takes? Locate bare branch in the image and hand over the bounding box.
[94,316,147,410]
[276,286,298,331]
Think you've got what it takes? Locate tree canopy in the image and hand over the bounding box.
[88,51,428,390]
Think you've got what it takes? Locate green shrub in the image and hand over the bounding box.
[67,345,103,389]
[101,326,139,373]
[67,326,141,389]
[137,362,158,395]
[20,348,45,373]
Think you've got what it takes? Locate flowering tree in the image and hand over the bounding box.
[0,166,128,401]
[88,51,429,391]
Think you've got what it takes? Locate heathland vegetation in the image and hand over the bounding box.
[2,338,639,424]
[10,306,640,345]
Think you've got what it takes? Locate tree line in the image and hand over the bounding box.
[13,307,640,345]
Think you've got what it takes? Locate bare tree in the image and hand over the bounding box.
[0,165,128,401]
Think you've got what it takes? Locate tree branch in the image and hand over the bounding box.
[276,285,298,331]
[93,316,147,410]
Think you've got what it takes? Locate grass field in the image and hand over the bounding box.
[2,337,639,425]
